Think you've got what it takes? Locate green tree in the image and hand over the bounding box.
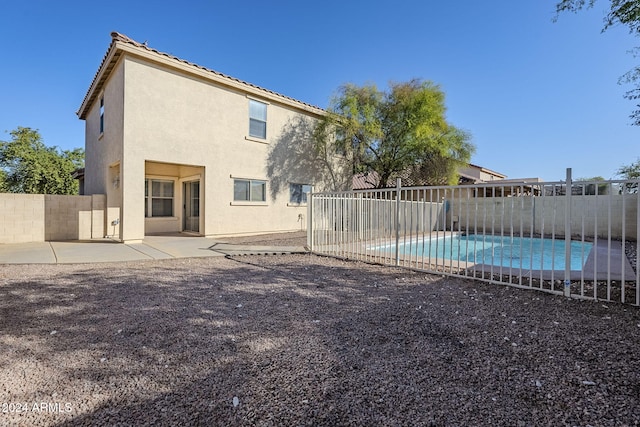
[314,79,474,188]
[0,169,7,192]
[576,175,609,194]
[0,127,84,194]
[555,0,640,124]
[617,158,640,192]
[618,158,640,178]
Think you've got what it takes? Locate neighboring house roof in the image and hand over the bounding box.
[71,167,85,180]
[352,163,509,190]
[466,163,507,180]
[352,172,382,190]
[77,32,325,119]
[458,163,507,183]
[497,178,543,184]
[351,170,451,190]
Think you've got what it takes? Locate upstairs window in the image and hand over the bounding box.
[234,179,266,202]
[99,96,105,134]
[249,99,267,139]
[289,183,312,204]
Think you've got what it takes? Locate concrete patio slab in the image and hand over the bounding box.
[125,242,174,260]
[141,236,229,258]
[49,241,153,264]
[0,242,57,264]
[0,235,307,264]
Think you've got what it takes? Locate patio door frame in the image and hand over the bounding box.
[182,179,200,233]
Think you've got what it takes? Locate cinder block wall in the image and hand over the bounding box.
[0,194,46,243]
[91,195,106,239]
[450,194,638,240]
[0,194,106,243]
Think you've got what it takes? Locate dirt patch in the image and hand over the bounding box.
[1,253,639,426]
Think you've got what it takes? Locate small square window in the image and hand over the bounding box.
[249,99,267,139]
[290,183,312,204]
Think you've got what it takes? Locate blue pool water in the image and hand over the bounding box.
[391,234,593,270]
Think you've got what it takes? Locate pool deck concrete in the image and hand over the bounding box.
[466,239,636,281]
[0,235,307,264]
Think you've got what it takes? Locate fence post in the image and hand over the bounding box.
[564,168,572,297]
[307,188,314,252]
[637,183,640,306]
[395,178,401,266]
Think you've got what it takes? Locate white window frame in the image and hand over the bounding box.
[145,178,176,218]
[248,99,267,140]
[99,96,105,135]
[232,177,267,204]
[289,183,312,205]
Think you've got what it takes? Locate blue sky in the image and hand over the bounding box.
[1,0,637,181]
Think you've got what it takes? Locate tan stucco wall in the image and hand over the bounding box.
[0,194,106,243]
[84,60,125,240]
[79,39,351,242]
[98,55,329,241]
[84,61,125,196]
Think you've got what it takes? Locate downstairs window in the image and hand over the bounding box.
[145,179,174,217]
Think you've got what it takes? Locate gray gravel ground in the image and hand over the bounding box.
[626,241,638,273]
[1,232,640,426]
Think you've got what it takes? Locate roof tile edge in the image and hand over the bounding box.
[78,32,325,119]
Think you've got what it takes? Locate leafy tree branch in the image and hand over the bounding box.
[314,79,474,188]
[555,0,640,124]
[0,127,84,195]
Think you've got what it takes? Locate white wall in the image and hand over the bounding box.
[450,194,638,240]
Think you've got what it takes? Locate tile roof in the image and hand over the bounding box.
[77,32,325,119]
[352,166,504,190]
[352,170,451,190]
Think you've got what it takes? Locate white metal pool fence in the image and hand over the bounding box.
[307,169,640,304]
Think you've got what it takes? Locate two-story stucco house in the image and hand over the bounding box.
[77,32,339,243]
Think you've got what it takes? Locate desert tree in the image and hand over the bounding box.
[555,0,640,124]
[0,127,84,194]
[617,158,640,192]
[314,79,474,189]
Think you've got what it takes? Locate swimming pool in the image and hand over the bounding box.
[386,234,593,270]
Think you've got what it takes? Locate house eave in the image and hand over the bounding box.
[467,163,507,179]
[77,38,123,120]
[77,32,326,120]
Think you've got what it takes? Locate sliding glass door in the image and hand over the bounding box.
[183,180,200,232]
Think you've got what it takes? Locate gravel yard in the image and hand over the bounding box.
[1,232,640,426]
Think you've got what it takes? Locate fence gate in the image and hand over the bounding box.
[308,170,640,304]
